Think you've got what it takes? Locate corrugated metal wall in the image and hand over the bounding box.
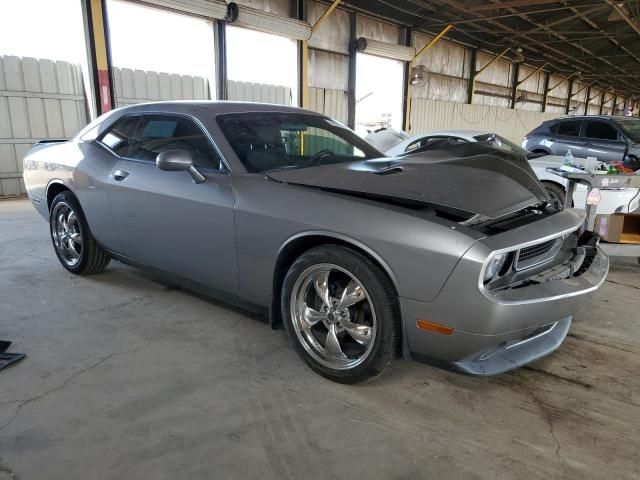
[112,67,210,107]
[227,79,292,105]
[409,98,560,143]
[309,87,348,124]
[0,55,87,196]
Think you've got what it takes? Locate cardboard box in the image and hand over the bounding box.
[595,213,640,244]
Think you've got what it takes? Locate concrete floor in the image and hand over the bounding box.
[1,198,639,480]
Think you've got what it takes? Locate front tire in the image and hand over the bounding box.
[281,245,401,384]
[49,191,110,274]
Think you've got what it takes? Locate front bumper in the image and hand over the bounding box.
[402,209,609,375]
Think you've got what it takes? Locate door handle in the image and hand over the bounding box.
[114,170,129,181]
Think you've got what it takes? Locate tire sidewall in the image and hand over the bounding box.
[281,245,400,384]
[49,192,90,274]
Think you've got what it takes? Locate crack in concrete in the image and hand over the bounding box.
[605,279,640,290]
[0,336,163,433]
[522,366,592,389]
[520,379,569,476]
[566,332,640,355]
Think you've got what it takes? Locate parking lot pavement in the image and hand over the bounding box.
[1,198,639,480]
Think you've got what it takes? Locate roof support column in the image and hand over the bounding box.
[82,0,114,116]
[214,20,227,100]
[401,27,412,132]
[584,85,591,115]
[297,0,309,108]
[509,62,520,109]
[347,11,357,129]
[541,72,549,113]
[565,79,573,115]
[466,48,477,105]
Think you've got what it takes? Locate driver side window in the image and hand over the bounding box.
[99,114,223,170]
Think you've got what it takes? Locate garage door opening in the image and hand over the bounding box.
[106,0,216,106]
[355,53,404,136]
[226,26,298,106]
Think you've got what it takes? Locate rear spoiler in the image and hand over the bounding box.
[33,138,68,147]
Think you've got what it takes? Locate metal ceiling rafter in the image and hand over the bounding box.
[484,0,639,95]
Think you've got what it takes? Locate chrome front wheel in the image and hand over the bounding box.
[51,201,83,267]
[290,263,377,370]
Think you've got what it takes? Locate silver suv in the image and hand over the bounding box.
[522,115,640,169]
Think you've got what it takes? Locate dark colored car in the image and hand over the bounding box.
[522,115,640,168]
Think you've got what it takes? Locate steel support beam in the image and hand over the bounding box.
[347,11,356,129]
[584,85,592,115]
[401,27,412,132]
[565,79,573,114]
[541,71,550,112]
[214,20,227,100]
[509,62,519,109]
[82,0,114,116]
[298,0,309,108]
[467,48,477,105]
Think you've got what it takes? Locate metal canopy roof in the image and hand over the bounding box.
[343,0,640,98]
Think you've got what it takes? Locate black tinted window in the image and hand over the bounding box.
[585,120,618,140]
[101,114,222,169]
[551,120,582,137]
[100,116,140,157]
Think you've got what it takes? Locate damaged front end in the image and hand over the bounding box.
[401,208,609,375]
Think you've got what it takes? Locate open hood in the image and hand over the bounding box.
[268,143,549,220]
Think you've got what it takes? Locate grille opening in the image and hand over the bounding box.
[515,237,564,271]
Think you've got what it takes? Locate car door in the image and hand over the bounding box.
[99,113,238,294]
[581,119,627,162]
[547,119,586,157]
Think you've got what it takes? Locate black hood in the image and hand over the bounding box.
[267,143,549,220]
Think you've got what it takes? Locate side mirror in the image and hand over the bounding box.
[156,150,205,184]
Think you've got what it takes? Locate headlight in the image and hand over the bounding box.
[483,253,508,283]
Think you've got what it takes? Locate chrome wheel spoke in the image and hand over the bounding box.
[312,270,332,308]
[67,212,77,230]
[51,202,82,267]
[302,304,325,328]
[337,280,365,310]
[342,320,372,346]
[69,232,82,243]
[325,324,346,359]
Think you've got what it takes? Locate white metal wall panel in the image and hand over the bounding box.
[309,49,348,91]
[227,80,292,105]
[309,87,348,124]
[308,0,350,54]
[112,67,210,107]
[0,55,87,196]
[356,15,401,44]
[233,0,290,16]
[409,98,561,144]
[413,32,468,79]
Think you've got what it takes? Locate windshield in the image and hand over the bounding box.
[617,119,640,142]
[473,133,530,157]
[217,112,383,173]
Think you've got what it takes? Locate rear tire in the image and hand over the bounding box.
[281,245,401,384]
[542,182,567,211]
[49,191,111,275]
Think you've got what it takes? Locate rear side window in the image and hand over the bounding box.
[100,114,223,170]
[551,120,582,137]
[584,121,618,141]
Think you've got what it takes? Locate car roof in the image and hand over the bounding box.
[114,100,317,116]
[549,115,635,122]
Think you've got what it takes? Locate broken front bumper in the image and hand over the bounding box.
[401,209,609,375]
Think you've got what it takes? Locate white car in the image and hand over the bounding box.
[365,129,640,214]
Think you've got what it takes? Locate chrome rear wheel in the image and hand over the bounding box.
[290,263,377,370]
[51,201,83,267]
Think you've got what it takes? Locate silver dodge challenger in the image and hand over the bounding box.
[23,101,609,383]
